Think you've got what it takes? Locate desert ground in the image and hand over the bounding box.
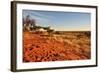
[23,31,91,62]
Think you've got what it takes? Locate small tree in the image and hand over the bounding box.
[47,29,54,36]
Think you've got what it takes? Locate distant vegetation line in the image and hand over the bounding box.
[55,31,90,32]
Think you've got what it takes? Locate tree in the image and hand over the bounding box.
[30,19,36,27]
[25,15,31,25]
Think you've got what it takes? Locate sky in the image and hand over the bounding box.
[23,10,91,31]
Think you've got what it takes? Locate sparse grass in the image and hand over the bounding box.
[23,31,91,62]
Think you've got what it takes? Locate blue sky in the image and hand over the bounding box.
[23,10,91,31]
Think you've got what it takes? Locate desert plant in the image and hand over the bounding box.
[47,29,54,36]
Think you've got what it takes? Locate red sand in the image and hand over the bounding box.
[23,31,90,62]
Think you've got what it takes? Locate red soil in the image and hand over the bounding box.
[23,31,90,62]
